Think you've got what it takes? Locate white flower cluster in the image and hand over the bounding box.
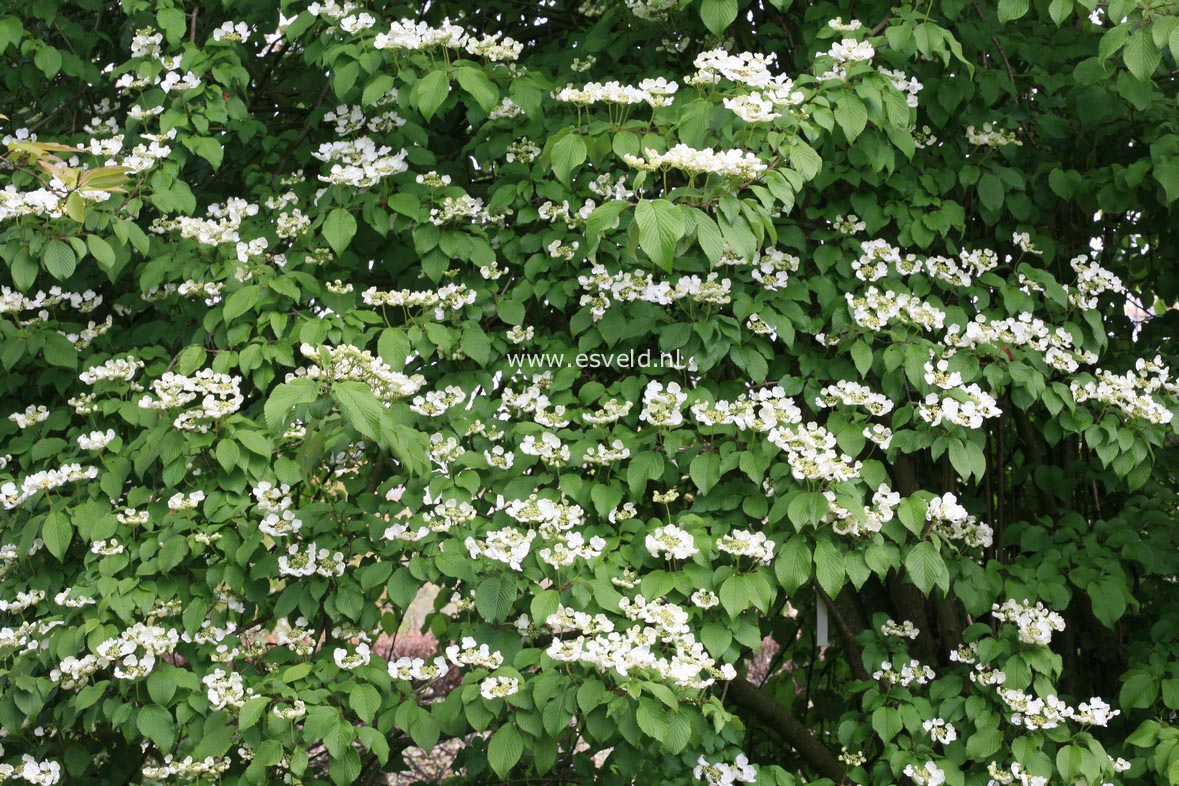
[1068,254,1123,308]
[312,138,408,188]
[410,385,467,417]
[996,688,1118,730]
[211,21,250,42]
[922,717,957,744]
[985,761,1048,786]
[991,599,1065,645]
[873,658,935,686]
[445,637,504,669]
[751,247,800,290]
[138,368,244,431]
[578,264,732,320]
[152,198,257,246]
[333,643,371,670]
[203,668,255,710]
[833,214,866,234]
[277,542,346,577]
[687,50,804,106]
[479,675,520,699]
[826,485,900,537]
[693,754,757,786]
[388,655,450,681]
[547,594,736,689]
[917,384,1001,430]
[373,19,522,62]
[96,622,180,680]
[1071,357,1176,425]
[966,122,1021,146]
[623,144,766,179]
[847,287,947,332]
[8,404,49,429]
[77,355,141,386]
[815,380,893,416]
[926,492,993,548]
[293,342,424,404]
[363,282,476,319]
[646,524,698,560]
[640,380,688,427]
[1,462,99,510]
[904,761,946,786]
[141,756,230,781]
[943,312,1093,373]
[716,530,774,564]
[555,78,678,107]
[880,618,919,639]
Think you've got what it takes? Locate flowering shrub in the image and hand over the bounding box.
[2,1,1179,785]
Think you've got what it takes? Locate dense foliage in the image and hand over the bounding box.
[2,0,1179,784]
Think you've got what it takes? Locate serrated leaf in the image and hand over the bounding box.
[835,95,869,141]
[904,541,947,594]
[333,380,384,440]
[1123,29,1160,81]
[43,239,76,280]
[634,198,684,272]
[137,705,176,751]
[349,684,382,723]
[774,536,812,593]
[700,0,738,34]
[322,209,357,256]
[475,575,516,622]
[551,133,586,186]
[223,285,261,324]
[239,696,269,730]
[415,70,451,119]
[488,725,523,778]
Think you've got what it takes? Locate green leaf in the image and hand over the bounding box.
[966,727,1003,758]
[700,0,738,35]
[415,70,451,119]
[904,541,948,594]
[689,452,722,494]
[488,725,523,778]
[1123,30,1161,81]
[475,575,516,622]
[774,536,812,593]
[349,684,382,723]
[872,706,901,743]
[223,285,261,324]
[977,173,1005,211]
[813,538,846,597]
[362,74,396,106]
[634,198,684,272]
[64,191,86,222]
[156,7,186,44]
[137,705,176,751]
[333,380,384,440]
[551,133,587,186]
[1153,157,1179,205]
[636,697,671,740]
[322,209,357,256]
[42,510,73,560]
[239,697,269,730]
[33,45,61,78]
[997,0,1030,23]
[455,66,499,112]
[86,235,116,268]
[851,340,873,377]
[264,378,320,433]
[43,239,76,280]
[835,95,869,141]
